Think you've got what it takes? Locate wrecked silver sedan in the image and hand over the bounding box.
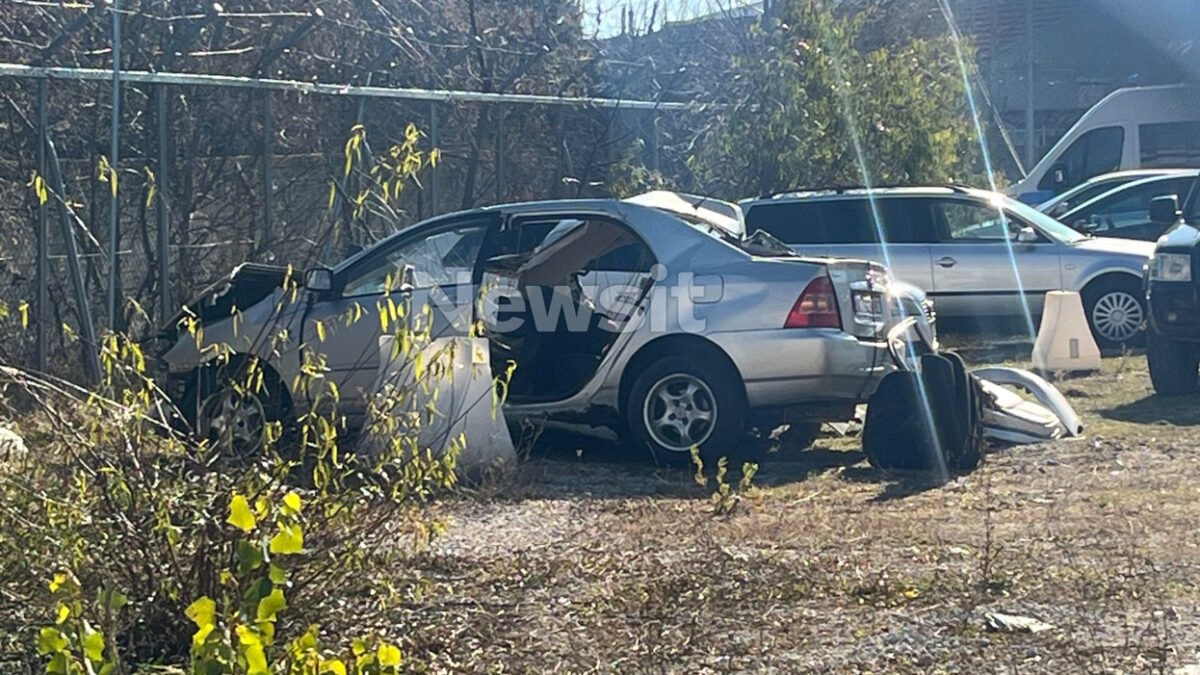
[161,191,933,464]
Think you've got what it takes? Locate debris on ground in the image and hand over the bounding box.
[984,611,1056,634]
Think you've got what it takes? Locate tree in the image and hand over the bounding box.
[688,0,981,199]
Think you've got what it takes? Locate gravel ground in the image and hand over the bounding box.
[382,351,1200,673]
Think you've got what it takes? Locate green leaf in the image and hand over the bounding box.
[227,494,257,533]
[268,563,287,585]
[185,596,216,629]
[269,523,304,555]
[255,587,287,623]
[237,540,264,574]
[37,627,68,655]
[97,589,128,612]
[82,627,105,662]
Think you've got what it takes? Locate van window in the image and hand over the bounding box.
[1140,121,1200,168]
[1037,126,1125,191]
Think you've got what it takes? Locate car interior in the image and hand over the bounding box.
[480,216,655,402]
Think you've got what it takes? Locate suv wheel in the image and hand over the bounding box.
[1083,278,1146,349]
[626,355,748,466]
[1147,332,1199,395]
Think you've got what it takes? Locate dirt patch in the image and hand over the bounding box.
[385,349,1200,673]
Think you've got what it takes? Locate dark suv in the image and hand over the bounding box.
[1145,179,1200,393]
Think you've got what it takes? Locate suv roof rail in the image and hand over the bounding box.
[756,183,976,199]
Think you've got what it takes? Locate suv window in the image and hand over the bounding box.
[745,197,937,245]
[936,200,1012,242]
[1038,126,1125,191]
[1140,121,1200,168]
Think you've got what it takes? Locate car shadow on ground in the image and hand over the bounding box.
[499,430,865,499]
[499,431,923,502]
[1097,393,1200,426]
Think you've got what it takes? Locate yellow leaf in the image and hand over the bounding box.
[282,491,302,516]
[255,587,287,622]
[227,494,257,533]
[269,523,304,555]
[185,596,216,629]
[321,660,348,675]
[377,643,402,667]
[55,603,70,624]
[316,321,326,342]
[903,588,920,599]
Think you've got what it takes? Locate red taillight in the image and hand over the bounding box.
[784,275,842,329]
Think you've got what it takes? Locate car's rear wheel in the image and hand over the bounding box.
[1147,332,1200,395]
[626,355,748,467]
[1083,277,1146,349]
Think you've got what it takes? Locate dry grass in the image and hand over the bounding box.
[378,346,1200,673]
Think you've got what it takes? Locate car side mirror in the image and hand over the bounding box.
[305,267,334,292]
[1149,194,1182,225]
[1016,226,1039,243]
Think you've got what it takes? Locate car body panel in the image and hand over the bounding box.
[740,188,1153,324]
[164,193,932,439]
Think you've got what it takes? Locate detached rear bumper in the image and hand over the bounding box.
[707,328,894,408]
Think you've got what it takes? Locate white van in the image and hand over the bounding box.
[1009,84,1200,204]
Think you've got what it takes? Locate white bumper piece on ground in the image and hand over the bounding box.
[973,366,1084,444]
[365,336,516,477]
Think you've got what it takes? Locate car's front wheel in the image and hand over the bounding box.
[1147,332,1199,395]
[181,364,289,458]
[626,355,748,467]
[1083,277,1146,349]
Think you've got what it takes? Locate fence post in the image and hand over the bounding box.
[261,90,274,250]
[495,106,505,203]
[429,101,438,216]
[45,136,103,384]
[36,79,49,372]
[156,84,172,320]
[107,0,122,329]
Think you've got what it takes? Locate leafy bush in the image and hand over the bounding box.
[0,124,467,672]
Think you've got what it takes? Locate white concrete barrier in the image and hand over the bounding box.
[1032,291,1102,373]
[365,336,516,477]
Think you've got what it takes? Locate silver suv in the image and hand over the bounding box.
[741,186,1155,347]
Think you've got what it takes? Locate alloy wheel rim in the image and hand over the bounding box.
[643,373,717,453]
[199,389,266,457]
[1092,291,1144,343]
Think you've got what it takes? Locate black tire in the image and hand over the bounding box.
[1147,332,1200,395]
[1082,276,1146,350]
[179,360,290,458]
[625,354,748,467]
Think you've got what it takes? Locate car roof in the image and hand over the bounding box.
[741,185,987,205]
[1062,171,1200,219]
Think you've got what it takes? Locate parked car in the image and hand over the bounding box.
[1144,177,1200,394]
[1009,84,1200,204]
[1058,171,1200,240]
[740,185,1155,348]
[1036,169,1190,218]
[161,192,932,464]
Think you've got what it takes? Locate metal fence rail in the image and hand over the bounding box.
[0,62,696,382]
